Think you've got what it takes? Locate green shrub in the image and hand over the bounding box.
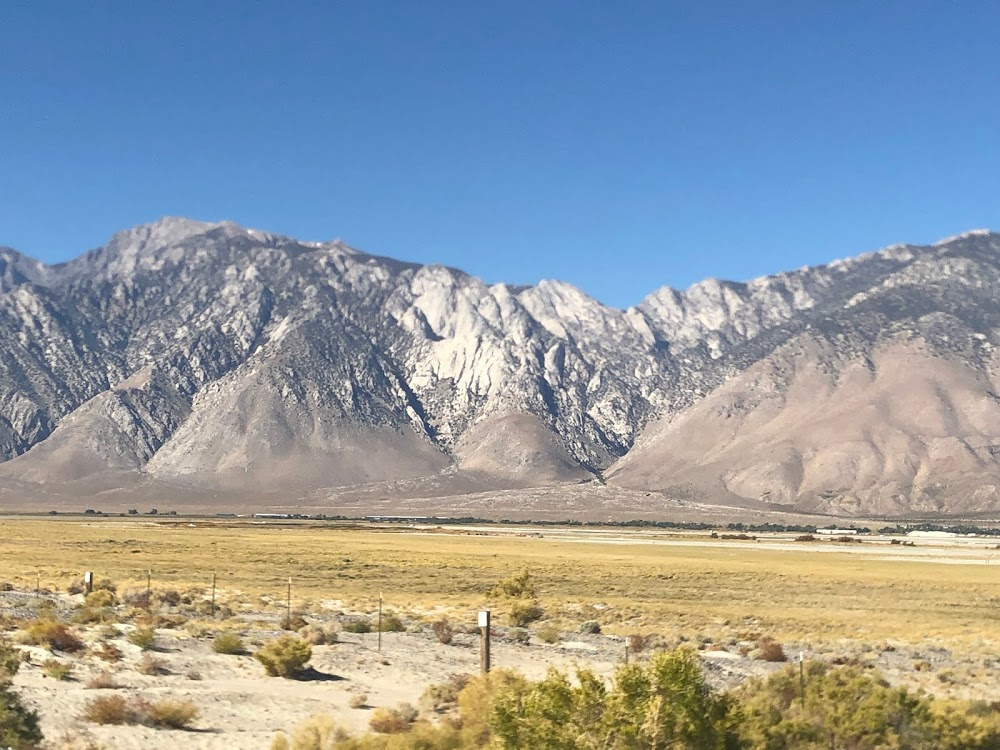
[272,715,350,749]
[127,627,156,650]
[491,570,536,599]
[378,614,405,633]
[212,632,246,655]
[0,680,43,748]
[72,605,116,625]
[43,659,74,681]
[420,673,471,714]
[506,600,543,627]
[256,635,312,678]
[536,622,560,644]
[490,649,739,750]
[368,704,416,734]
[737,662,1000,750]
[342,618,372,634]
[84,590,117,609]
[0,640,21,679]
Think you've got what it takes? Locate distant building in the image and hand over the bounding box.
[816,528,858,536]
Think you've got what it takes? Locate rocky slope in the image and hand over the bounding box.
[0,219,998,516]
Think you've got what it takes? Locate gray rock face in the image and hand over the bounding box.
[1,219,999,516]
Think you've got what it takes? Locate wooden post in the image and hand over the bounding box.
[211,572,217,617]
[286,577,292,629]
[479,610,491,674]
[84,571,93,595]
[377,593,383,652]
[799,652,805,707]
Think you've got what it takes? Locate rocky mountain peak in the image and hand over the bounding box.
[0,222,998,517]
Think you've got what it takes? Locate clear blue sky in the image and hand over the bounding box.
[2,1,998,307]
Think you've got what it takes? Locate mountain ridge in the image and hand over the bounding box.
[1,217,998,517]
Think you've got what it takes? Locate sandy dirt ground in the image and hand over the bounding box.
[12,611,994,750]
[11,625,635,749]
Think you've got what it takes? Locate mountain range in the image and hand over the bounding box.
[1,218,999,518]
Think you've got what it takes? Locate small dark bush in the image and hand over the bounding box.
[431,619,454,645]
[22,619,85,653]
[138,654,169,675]
[280,614,308,632]
[507,600,543,627]
[85,671,122,689]
[343,617,373,634]
[627,634,651,654]
[757,637,787,662]
[378,614,405,633]
[82,694,129,725]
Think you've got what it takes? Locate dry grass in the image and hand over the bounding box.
[81,694,198,729]
[85,671,122,689]
[137,654,168,675]
[140,698,199,729]
[81,694,129,724]
[20,619,85,653]
[368,704,416,734]
[1,518,998,651]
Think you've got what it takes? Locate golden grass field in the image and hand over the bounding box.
[2,517,998,651]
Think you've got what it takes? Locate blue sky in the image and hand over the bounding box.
[2,1,998,307]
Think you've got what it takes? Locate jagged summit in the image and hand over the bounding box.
[1,221,999,517]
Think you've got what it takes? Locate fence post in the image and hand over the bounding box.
[479,610,491,674]
[377,593,383,653]
[84,571,93,595]
[799,652,806,706]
